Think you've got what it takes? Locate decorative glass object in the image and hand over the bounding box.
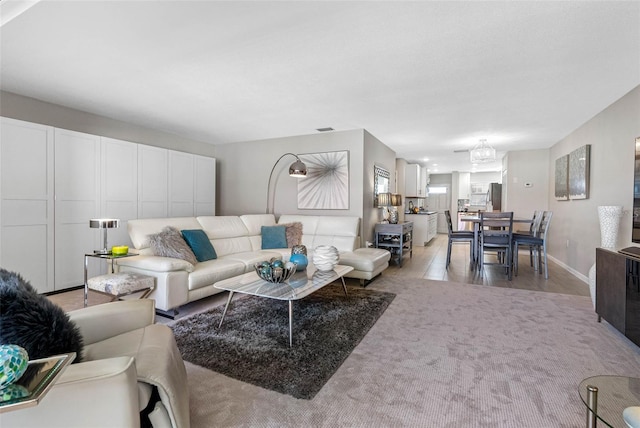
[312,245,339,272]
[289,253,308,271]
[254,259,297,283]
[0,344,29,389]
[291,245,307,256]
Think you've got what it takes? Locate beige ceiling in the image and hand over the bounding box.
[1,1,638,173]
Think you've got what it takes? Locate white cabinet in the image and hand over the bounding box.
[427,213,438,242]
[405,213,437,245]
[169,150,195,217]
[0,118,55,293]
[54,128,100,290]
[1,117,216,293]
[194,155,216,216]
[101,137,138,248]
[458,172,471,199]
[138,145,168,219]
[405,164,424,197]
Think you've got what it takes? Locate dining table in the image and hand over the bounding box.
[460,215,533,270]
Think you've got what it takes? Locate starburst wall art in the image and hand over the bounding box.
[297,151,349,210]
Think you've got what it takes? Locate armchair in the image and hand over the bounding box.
[0,300,189,428]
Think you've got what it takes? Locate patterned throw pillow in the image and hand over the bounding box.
[148,226,197,265]
[280,222,303,247]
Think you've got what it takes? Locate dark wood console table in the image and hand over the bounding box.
[595,248,640,347]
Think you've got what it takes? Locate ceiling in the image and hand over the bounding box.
[1,1,638,174]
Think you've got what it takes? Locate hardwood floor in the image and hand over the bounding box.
[47,233,590,316]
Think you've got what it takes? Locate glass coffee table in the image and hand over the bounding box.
[214,264,354,347]
[579,375,640,427]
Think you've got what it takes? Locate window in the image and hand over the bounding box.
[427,186,447,195]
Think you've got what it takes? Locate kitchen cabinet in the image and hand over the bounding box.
[405,164,424,197]
[458,172,470,199]
[405,213,438,246]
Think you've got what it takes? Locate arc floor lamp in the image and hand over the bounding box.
[266,153,307,214]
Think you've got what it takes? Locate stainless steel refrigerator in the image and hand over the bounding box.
[487,183,502,211]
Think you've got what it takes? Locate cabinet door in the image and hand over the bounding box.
[138,145,168,218]
[0,118,55,293]
[405,164,419,197]
[194,155,216,216]
[101,137,137,248]
[169,150,194,217]
[55,128,100,290]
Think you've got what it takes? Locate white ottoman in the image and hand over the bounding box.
[87,272,155,302]
[339,248,391,285]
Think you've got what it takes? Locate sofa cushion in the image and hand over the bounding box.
[181,229,217,262]
[148,227,197,265]
[222,251,283,269]
[187,259,247,291]
[281,222,303,247]
[128,217,202,250]
[339,248,391,271]
[261,225,287,249]
[0,269,84,362]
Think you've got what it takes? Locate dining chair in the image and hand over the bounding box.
[478,211,514,280]
[444,210,475,268]
[513,210,544,270]
[513,211,553,279]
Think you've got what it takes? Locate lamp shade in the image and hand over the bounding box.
[377,192,392,207]
[289,159,307,177]
[391,194,403,207]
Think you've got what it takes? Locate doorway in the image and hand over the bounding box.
[427,184,450,234]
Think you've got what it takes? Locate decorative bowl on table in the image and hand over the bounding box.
[111,245,129,256]
[254,259,297,283]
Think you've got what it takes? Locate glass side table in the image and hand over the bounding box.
[0,353,76,413]
[579,375,640,427]
[84,252,138,307]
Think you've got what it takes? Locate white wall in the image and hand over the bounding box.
[364,130,397,242]
[214,129,365,217]
[548,85,640,276]
[0,91,216,157]
[503,149,550,219]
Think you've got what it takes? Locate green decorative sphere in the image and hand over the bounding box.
[0,345,29,389]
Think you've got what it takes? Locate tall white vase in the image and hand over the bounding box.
[598,205,623,248]
[589,205,624,309]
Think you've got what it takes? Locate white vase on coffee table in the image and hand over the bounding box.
[312,245,339,271]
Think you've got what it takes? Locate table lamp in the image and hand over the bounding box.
[377,192,392,223]
[89,218,120,254]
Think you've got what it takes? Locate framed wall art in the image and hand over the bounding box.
[554,154,569,201]
[568,144,590,200]
[297,150,349,210]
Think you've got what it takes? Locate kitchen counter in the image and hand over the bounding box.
[405,211,437,215]
[405,212,437,244]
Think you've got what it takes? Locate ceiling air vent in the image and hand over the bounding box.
[316,127,334,132]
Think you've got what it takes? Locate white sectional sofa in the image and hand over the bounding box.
[117,214,390,313]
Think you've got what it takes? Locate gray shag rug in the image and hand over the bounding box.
[170,285,395,399]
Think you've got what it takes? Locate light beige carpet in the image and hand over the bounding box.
[185,277,640,427]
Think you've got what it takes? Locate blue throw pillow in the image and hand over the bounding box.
[261,225,287,249]
[181,229,217,262]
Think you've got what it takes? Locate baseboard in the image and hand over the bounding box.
[547,254,589,284]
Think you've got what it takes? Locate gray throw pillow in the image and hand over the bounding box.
[148,226,198,265]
